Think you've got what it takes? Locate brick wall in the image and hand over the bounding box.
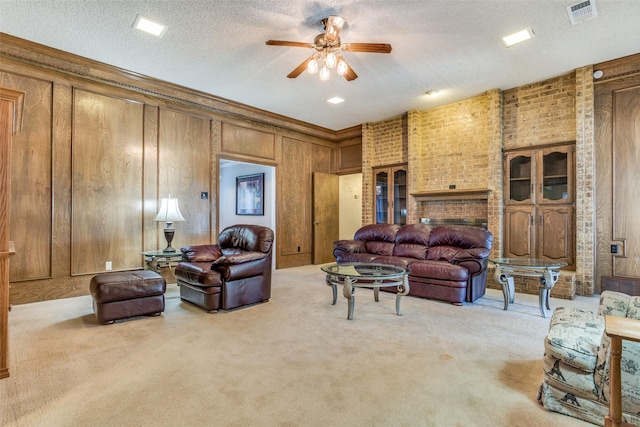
[361,117,407,224]
[503,72,576,149]
[363,71,595,299]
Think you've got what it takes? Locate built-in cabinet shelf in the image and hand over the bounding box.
[374,164,407,225]
[503,144,575,268]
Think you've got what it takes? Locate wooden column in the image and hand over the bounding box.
[0,87,25,379]
[604,315,640,427]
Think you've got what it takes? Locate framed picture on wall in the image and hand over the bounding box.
[236,173,264,215]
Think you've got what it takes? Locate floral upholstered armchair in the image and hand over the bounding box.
[538,290,640,425]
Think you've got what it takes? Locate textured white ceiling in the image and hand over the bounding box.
[1,1,639,131]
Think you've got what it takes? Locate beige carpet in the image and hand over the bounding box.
[1,265,597,427]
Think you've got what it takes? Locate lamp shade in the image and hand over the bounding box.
[153,197,185,223]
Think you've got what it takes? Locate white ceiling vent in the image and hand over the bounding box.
[567,0,598,25]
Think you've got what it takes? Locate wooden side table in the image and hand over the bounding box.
[604,315,640,427]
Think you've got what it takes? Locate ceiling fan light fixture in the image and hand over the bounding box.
[307,58,319,74]
[324,16,345,42]
[325,51,338,68]
[337,58,348,76]
[319,66,330,81]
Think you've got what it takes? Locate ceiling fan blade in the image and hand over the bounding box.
[342,43,392,54]
[342,62,358,81]
[287,56,313,78]
[266,40,313,48]
[324,15,345,43]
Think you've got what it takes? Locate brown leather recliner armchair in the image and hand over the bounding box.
[175,224,274,312]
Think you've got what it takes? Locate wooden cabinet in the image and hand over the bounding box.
[374,165,407,225]
[504,145,575,268]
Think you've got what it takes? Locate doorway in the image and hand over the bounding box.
[218,159,276,268]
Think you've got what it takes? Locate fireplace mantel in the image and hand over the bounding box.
[411,188,492,202]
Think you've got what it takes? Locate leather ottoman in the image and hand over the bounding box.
[90,270,166,324]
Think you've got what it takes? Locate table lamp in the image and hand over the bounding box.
[153,195,185,252]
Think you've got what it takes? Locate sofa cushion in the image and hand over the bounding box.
[408,260,469,282]
[545,306,604,372]
[428,225,493,250]
[393,223,431,259]
[364,241,396,256]
[369,256,413,269]
[354,224,400,256]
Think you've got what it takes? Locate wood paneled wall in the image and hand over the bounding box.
[0,34,360,304]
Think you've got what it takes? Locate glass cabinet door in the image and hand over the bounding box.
[506,152,533,203]
[375,171,389,224]
[374,165,407,225]
[540,148,570,203]
[393,168,407,225]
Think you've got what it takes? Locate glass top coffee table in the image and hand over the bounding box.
[321,263,409,320]
[490,258,567,318]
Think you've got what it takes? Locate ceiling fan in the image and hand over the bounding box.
[266,16,392,81]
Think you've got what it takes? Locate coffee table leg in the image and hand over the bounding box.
[326,276,337,305]
[395,277,410,316]
[343,277,355,320]
[538,269,557,318]
[494,268,515,310]
[539,288,550,318]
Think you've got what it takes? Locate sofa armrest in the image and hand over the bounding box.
[333,239,366,254]
[545,306,605,372]
[452,257,488,276]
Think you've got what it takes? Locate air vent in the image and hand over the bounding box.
[567,0,598,25]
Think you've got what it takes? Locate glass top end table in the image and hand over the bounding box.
[321,262,409,320]
[141,250,184,272]
[490,258,567,318]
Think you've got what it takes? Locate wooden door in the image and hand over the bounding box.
[539,206,574,267]
[313,172,339,264]
[504,206,535,258]
[0,87,25,379]
[612,85,640,278]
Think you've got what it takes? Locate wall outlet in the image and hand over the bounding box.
[105,261,112,270]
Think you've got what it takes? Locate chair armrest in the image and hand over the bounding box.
[545,307,605,372]
[212,251,267,266]
[180,244,222,262]
[212,252,270,281]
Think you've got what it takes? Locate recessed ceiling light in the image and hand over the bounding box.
[133,15,167,37]
[326,97,344,105]
[500,28,535,48]
[424,90,438,96]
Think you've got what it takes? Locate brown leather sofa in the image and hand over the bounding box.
[175,224,274,312]
[333,223,493,305]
